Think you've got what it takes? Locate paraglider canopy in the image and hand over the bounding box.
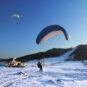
[11,14,20,18]
[11,14,20,24]
[36,25,71,45]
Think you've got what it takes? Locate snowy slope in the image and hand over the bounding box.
[0,48,87,87]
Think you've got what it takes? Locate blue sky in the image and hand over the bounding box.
[0,0,87,58]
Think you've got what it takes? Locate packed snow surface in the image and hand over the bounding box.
[0,49,87,87]
[0,60,87,87]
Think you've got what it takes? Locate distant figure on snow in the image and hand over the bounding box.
[37,61,43,72]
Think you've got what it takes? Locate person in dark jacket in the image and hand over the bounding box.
[37,61,43,72]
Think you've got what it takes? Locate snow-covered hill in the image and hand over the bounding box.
[0,48,87,87]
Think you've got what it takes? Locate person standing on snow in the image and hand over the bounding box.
[37,61,43,72]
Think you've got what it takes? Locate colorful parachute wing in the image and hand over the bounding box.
[11,14,20,18]
[36,25,70,45]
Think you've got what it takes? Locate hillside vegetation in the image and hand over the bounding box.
[1,44,87,62]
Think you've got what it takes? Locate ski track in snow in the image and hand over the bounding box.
[0,48,87,87]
